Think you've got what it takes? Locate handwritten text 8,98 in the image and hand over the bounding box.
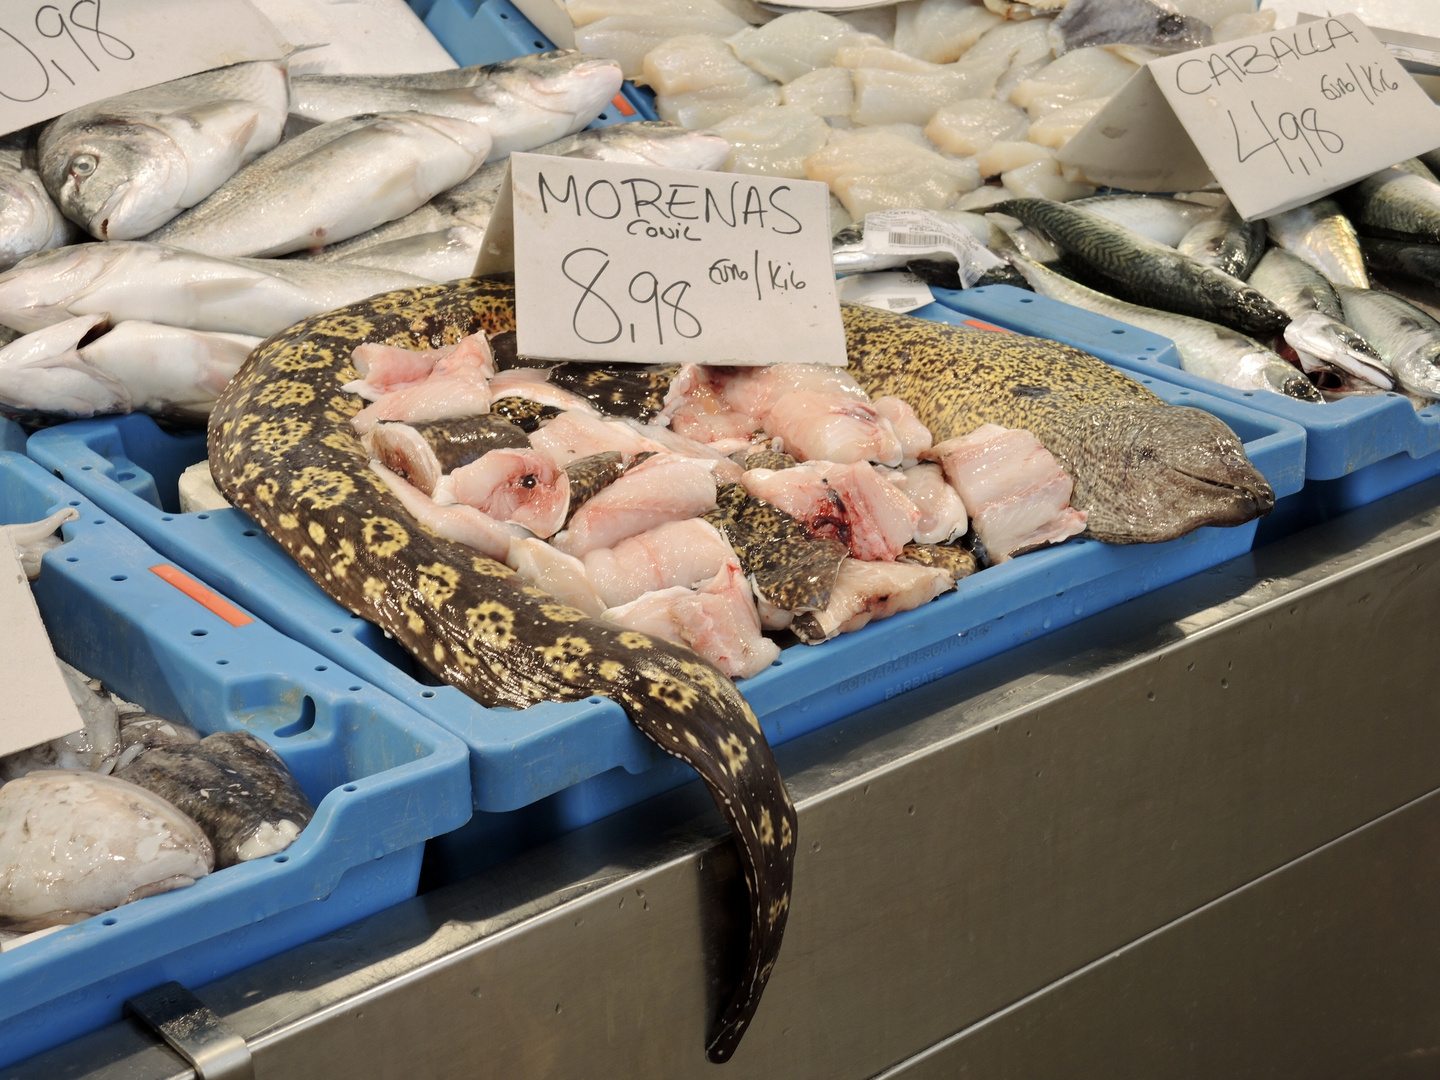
[562,248,702,348]
[1,1,133,103]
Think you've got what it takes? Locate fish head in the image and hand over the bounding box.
[1200,271,1289,336]
[0,243,124,332]
[38,118,188,239]
[1393,340,1440,399]
[500,51,623,119]
[1082,403,1275,542]
[1144,10,1213,54]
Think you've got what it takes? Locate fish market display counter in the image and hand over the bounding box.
[18,474,1440,1080]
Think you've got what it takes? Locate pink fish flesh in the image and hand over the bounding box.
[583,517,737,608]
[927,424,1086,563]
[741,462,919,561]
[660,364,763,443]
[505,536,605,617]
[899,463,967,544]
[720,363,869,418]
[874,396,933,467]
[345,332,494,400]
[791,560,954,644]
[552,453,718,557]
[364,422,443,495]
[441,448,570,538]
[763,391,903,467]
[490,368,600,414]
[370,461,514,561]
[529,410,669,465]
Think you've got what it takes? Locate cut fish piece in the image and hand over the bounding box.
[371,461,515,560]
[790,559,954,644]
[928,423,1087,562]
[780,67,855,118]
[834,45,939,73]
[530,410,669,464]
[763,391,904,467]
[346,332,494,400]
[363,415,531,495]
[577,5,751,79]
[893,0,1002,63]
[441,448,570,538]
[965,18,1054,72]
[742,461,919,561]
[925,97,1032,157]
[719,362,869,417]
[1010,48,1139,119]
[643,34,781,129]
[350,358,490,434]
[900,462,967,543]
[1026,97,1109,149]
[1002,157,1096,201]
[552,453,718,556]
[506,537,605,617]
[730,11,884,83]
[976,140,1053,178]
[873,396,934,466]
[711,106,831,177]
[850,57,1008,127]
[489,368,601,414]
[660,365,763,443]
[805,129,981,218]
[583,517,737,607]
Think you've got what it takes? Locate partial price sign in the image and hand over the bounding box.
[1058,14,1440,220]
[481,153,846,366]
[0,0,285,137]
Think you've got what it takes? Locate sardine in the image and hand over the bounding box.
[1337,286,1440,399]
[1048,0,1212,55]
[288,52,622,161]
[1,148,77,271]
[38,61,289,240]
[1176,206,1265,280]
[995,198,1289,337]
[1248,247,1391,389]
[0,314,258,421]
[1341,166,1440,245]
[1265,197,1369,289]
[1005,251,1322,401]
[0,241,429,336]
[148,113,491,258]
[117,730,314,869]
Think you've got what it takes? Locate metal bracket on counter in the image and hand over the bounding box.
[125,982,254,1080]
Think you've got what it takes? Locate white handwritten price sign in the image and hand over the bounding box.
[0,0,285,137]
[1058,14,1440,220]
[481,153,847,367]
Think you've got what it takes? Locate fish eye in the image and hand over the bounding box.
[70,153,98,178]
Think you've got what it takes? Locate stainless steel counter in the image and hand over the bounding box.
[18,474,1440,1080]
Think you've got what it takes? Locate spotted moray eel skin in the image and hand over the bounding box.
[207,277,794,1063]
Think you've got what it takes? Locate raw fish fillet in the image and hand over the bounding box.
[552,453,718,556]
[3,505,77,581]
[893,0,1002,63]
[602,561,778,679]
[965,18,1054,72]
[850,56,1008,127]
[742,461,919,561]
[977,140,1053,178]
[371,461,516,560]
[643,35,781,129]
[350,363,490,434]
[928,424,1086,562]
[834,46,938,73]
[780,68,855,118]
[720,363,869,418]
[346,332,493,400]
[506,537,605,617]
[899,462,968,543]
[441,448,570,538]
[1001,157,1095,201]
[730,11,884,83]
[584,517,737,607]
[874,396,934,466]
[490,368,601,414]
[1026,98,1108,149]
[925,97,1031,156]
[712,106,831,178]
[0,771,213,929]
[1009,48,1138,120]
[763,391,904,467]
[659,365,763,443]
[530,410,669,464]
[805,129,980,218]
[790,559,954,644]
[576,4,750,79]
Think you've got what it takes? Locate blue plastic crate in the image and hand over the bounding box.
[27,321,1303,844]
[417,0,657,125]
[0,416,24,454]
[0,453,471,1068]
[931,285,1440,525]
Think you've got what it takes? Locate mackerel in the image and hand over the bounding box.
[1176,207,1266,280]
[1341,166,1440,245]
[1337,286,1440,400]
[1265,197,1369,288]
[1359,236,1440,291]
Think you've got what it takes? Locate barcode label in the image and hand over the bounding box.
[862,209,1003,289]
[887,296,917,309]
[886,231,951,248]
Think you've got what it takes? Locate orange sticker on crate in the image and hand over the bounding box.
[963,318,1012,333]
[149,565,253,627]
[611,93,635,117]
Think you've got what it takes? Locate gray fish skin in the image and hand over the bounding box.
[0,148,78,271]
[1341,167,1440,245]
[995,198,1290,338]
[1176,207,1265,280]
[147,112,491,258]
[1049,0,1213,55]
[309,122,729,280]
[1360,236,1440,289]
[1265,198,1370,289]
[1248,247,1391,389]
[38,61,289,241]
[1394,157,1440,184]
[117,730,315,870]
[1069,193,1220,247]
[1006,250,1321,402]
[0,241,428,335]
[289,51,622,161]
[1337,286,1440,400]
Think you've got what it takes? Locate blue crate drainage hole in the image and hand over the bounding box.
[116,472,133,481]
[273,696,316,738]
[190,629,208,637]
[109,574,126,581]
[343,784,358,792]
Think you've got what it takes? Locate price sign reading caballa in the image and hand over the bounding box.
[479,153,847,367]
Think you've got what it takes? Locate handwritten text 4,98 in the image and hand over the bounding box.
[1229,101,1343,177]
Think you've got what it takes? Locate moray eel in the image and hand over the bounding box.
[841,303,1275,544]
[208,277,794,1064]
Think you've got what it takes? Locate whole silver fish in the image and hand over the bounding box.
[1341,166,1440,245]
[1,148,78,271]
[37,61,289,241]
[1264,197,1369,289]
[1176,206,1265,280]
[0,242,428,336]
[1359,236,1440,291]
[1005,249,1322,401]
[1069,193,1220,247]
[147,112,491,258]
[995,197,1290,338]
[307,121,730,280]
[0,313,258,421]
[1049,0,1213,55]
[289,51,622,161]
[1247,248,1391,389]
[1337,286,1440,400]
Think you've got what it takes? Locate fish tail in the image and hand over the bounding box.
[620,658,797,1063]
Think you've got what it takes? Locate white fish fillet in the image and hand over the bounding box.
[780,68,855,118]
[925,97,1031,156]
[764,391,903,467]
[976,140,1053,178]
[793,559,953,643]
[1026,97,1109,149]
[834,45,939,74]
[850,57,1008,127]
[873,396,933,466]
[1009,47,1138,120]
[580,5,751,79]
[552,453,717,556]
[350,356,492,434]
[742,461,918,561]
[730,11,884,83]
[899,462,968,544]
[506,537,605,618]
[893,0,1002,63]
[644,35,782,129]
[530,411,664,464]
[805,129,980,218]
[711,106,831,177]
[1002,157,1095,201]
[583,517,736,608]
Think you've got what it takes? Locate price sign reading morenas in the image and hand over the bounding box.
[497,153,846,367]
